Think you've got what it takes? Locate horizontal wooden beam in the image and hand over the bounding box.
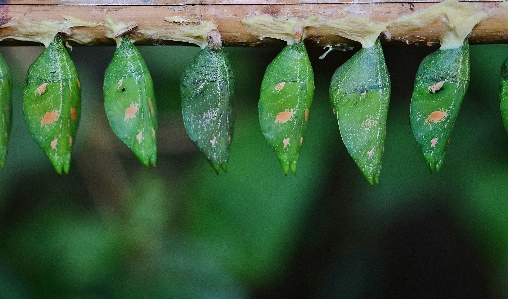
[0,1,506,46]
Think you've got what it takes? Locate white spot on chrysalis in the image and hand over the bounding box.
[283,138,290,148]
[430,137,438,147]
[51,138,58,150]
[367,147,375,158]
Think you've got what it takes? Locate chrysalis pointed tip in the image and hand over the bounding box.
[427,162,443,173]
[290,161,298,175]
[53,164,69,175]
[140,156,157,168]
[425,156,443,173]
[367,175,380,185]
[210,162,228,174]
[49,153,71,175]
[281,162,290,175]
[211,164,221,174]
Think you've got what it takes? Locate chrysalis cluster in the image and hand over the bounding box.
[500,56,508,133]
[258,33,314,175]
[104,35,158,167]
[329,39,390,185]
[0,53,11,168]
[410,41,470,172]
[180,29,235,173]
[23,34,81,175]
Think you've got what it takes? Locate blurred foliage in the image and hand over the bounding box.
[0,41,506,298]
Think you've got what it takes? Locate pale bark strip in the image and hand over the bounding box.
[0,1,505,46]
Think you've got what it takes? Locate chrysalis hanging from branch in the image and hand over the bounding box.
[23,34,81,175]
[103,22,158,167]
[0,53,11,168]
[410,41,470,172]
[258,28,314,175]
[180,29,235,173]
[329,39,390,185]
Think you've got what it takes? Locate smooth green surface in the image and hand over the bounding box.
[258,42,314,175]
[330,40,390,184]
[0,53,12,168]
[410,41,469,172]
[180,45,234,173]
[22,35,81,175]
[104,36,158,167]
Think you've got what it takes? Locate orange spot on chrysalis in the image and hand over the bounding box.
[70,108,77,121]
[425,109,447,124]
[125,104,138,120]
[69,136,73,146]
[50,138,58,150]
[430,137,438,147]
[275,82,285,92]
[428,81,444,94]
[283,138,290,149]
[41,111,59,126]
[275,111,293,124]
[136,132,143,143]
[300,137,304,146]
[305,108,310,121]
[77,79,81,89]
[35,83,47,96]
[149,99,154,114]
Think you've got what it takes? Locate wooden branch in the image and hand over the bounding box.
[0,1,506,46]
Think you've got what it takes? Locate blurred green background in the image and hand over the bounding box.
[0,41,507,298]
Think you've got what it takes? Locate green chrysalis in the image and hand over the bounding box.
[500,56,508,133]
[410,41,470,172]
[180,29,234,173]
[104,36,157,167]
[329,39,390,185]
[259,39,314,175]
[0,53,11,168]
[23,35,81,175]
